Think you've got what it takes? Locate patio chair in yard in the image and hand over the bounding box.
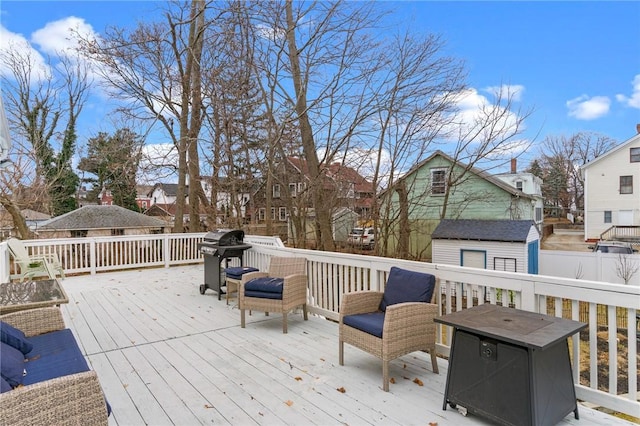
[239,256,307,333]
[339,266,439,391]
[7,238,65,282]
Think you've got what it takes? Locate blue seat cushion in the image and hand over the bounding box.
[380,267,436,312]
[1,321,33,355]
[343,312,385,338]
[1,342,25,388]
[225,266,259,280]
[245,277,284,294]
[244,290,283,300]
[23,329,89,386]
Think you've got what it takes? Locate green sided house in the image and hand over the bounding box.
[378,150,537,261]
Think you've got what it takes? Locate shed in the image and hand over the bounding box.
[37,205,167,238]
[431,219,539,274]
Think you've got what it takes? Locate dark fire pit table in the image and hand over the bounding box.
[435,304,587,426]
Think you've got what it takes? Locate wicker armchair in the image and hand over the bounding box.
[239,257,307,333]
[339,267,439,391]
[0,308,109,425]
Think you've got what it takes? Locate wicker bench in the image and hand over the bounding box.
[1,307,110,425]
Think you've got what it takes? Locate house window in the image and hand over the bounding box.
[604,211,612,223]
[289,183,297,197]
[620,176,633,194]
[141,201,147,209]
[273,184,281,198]
[279,207,287,221]
[271,207,276,220]
[535,207,542,222]
[515,181,523,191]
[430,168,447,195]
[258,208,266,221]
[630,147,640,163]
[111,229,124,236]
[71,230,88,238]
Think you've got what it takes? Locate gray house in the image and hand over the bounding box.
[431,219,539,274]
[37,205,167,238]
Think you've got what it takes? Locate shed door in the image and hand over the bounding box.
[461,250,486,269]
[527,240,539,274]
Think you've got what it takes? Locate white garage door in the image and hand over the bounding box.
[461,250,486,269]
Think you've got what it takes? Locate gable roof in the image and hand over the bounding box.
[381,150,534,200]
[286,156,374,193]
[581,132,640,170]
[432,219,537,243]
[39,205,166,230]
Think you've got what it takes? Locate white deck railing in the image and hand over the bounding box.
[1,233,638,418]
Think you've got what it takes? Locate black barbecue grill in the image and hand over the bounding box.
[198,229,252,299]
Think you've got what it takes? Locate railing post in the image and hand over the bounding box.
[0,242,9,282]
[90,238,97,275]
[163,234,170,268]
[520,279,537,312]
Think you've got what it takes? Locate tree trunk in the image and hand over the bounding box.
[0,195,31,239]
[285,0,334,251]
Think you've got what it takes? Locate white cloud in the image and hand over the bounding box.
[0,25,50,80]
[566,95,610,120]
[484,84,525,102]
[615,74,640,109]
[31,16,97,57]
[446,88,522,139]
[138,143,178,185]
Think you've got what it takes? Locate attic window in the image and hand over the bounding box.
[631,147,640,163]
[516,181,523,191]
[111,229,124,236]
[431,168,447,195]
[71,230,88,238]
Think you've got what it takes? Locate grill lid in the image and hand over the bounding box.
[203,229,245,246]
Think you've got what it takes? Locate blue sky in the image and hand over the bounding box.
[1,1,639,170]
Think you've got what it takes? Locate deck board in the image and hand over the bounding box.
[56,266,635,426]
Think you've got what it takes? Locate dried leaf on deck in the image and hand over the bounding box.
[204,404,214,409]
[294,377,303,381]
[285,400,294,406]
[337,387,346,393]
[413,378,423,386]
[389,377,396,384]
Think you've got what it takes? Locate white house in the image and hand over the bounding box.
[581,128,640,241]
[494,158,544,227]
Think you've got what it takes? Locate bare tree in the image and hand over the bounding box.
[78,0,216,232]
[1,47,89,236]
[536,132,616,214]
[615,254,639,285]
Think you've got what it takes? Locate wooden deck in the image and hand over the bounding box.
[58,266,635,426]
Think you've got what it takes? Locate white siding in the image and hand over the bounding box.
[583,134,640,240]
[432,239,529,273]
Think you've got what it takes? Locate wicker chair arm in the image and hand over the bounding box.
[281,274,307,297]
[0,307,65,337]
[339,291,384,318]
[240,271,268,284]
[0,371,109,426]
[383,302,438,336]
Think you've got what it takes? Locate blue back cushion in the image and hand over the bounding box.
[0,376,11,393]
[1,342,25,388]
[1,321,33,355]
[379,267,435,312]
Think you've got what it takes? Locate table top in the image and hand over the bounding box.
[434,304,587,349]
[0,279,69,314]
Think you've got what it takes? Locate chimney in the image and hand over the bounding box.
[510,158,517,174]
[636,123,640,134]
